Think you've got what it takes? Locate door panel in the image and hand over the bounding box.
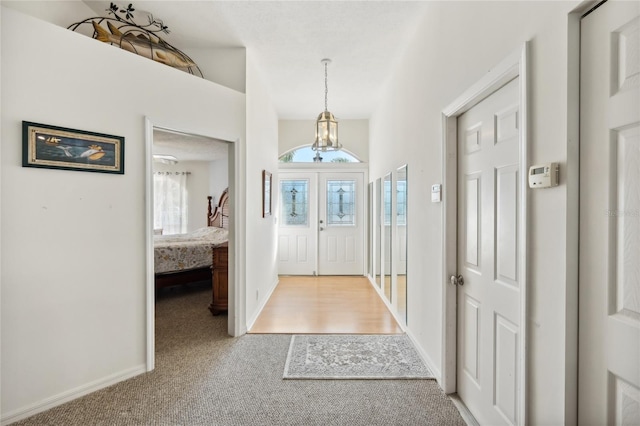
[580,3,640,424]
[457,77,520,425]
[278,174,317,275]
[496,165,518,286]
[495,314,518,423]
[319,173,364,275]
[465,173,481,269]
[463,294,481,383]
[278,171,364,276]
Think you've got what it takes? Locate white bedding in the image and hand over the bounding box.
[154,227,229,274]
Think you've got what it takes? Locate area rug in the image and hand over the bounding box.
[283,334,434,379]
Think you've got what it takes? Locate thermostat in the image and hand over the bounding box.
[528,163,559,188]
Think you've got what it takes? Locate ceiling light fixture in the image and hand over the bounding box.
[153,154,178,165]
[312,58,341,153]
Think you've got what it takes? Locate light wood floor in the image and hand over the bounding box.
[249,276,403,334]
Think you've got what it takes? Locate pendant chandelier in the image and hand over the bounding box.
[312,59,342,152]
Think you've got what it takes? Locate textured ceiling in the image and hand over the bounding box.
[84,1,430,119]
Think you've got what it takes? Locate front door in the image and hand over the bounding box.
[318,172,365,275]
[278,171,364,276]
[579,2,640,424]
[456,77,521,425]
[278,173,318,275]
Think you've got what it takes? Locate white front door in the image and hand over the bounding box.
[457,77,521,425]
[278,173,318,275]
[278,171,364,276]
[318,172,365,275]
[579,2,640,424]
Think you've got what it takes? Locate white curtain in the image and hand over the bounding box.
[154,171,189,235]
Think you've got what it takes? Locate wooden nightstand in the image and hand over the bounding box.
[208,241,228,316]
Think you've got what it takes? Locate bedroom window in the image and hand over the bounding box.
[154,171,189,235]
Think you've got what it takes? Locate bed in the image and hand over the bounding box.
[154,188,229,289]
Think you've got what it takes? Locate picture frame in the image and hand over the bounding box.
[262,170,272,217]
[22,121,125,174]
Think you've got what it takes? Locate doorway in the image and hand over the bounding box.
[278,169,365,276]
[144,120,237,370]
[441,44,529,425]
[456,76,521,425]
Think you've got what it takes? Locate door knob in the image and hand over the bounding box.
[450,274,464,286]
[320,227,325,231]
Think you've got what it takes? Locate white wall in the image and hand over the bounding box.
[153,161,213,232]
[244,50,279,327]
[2,2,244,94]
[184,47,247,94]
[1,0,94,27]
[369,1,580,424]
[0,7,245,422]
[279,119,369,163]
[209,157,230,206]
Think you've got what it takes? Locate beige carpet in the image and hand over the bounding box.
[13,282,465,425]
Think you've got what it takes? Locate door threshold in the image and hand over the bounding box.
[449,394,480,426]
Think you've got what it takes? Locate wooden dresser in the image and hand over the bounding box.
[208,242,228,316]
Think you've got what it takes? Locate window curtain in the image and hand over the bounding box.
[154,171,189,235]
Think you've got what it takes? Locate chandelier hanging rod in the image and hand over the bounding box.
[312,58,341,153]
[322,58,330,112]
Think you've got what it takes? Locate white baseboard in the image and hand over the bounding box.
[404,328,441,382]
[246,276,279,331]
[1,364,146,426]
[365,275,442,383]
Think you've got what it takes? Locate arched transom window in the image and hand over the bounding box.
[279,146,361,163]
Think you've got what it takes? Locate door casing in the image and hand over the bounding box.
[440,43,529,425]
[144,118,245,371]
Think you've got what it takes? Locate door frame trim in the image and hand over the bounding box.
[440,43,529,425]
[144,117,245,371]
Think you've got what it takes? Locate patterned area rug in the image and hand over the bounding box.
[283,335,434,379]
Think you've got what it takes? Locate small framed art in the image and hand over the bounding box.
[22,121,125,174]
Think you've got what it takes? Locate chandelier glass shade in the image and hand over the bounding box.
[312,59,342,152]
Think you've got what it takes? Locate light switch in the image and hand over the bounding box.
[431,184,441,202]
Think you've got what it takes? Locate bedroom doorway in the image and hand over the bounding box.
[145,121,237,371]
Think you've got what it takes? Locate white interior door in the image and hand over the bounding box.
[318,172,364,275]
[456,77,521,425]
[579,2,640,424]
[278,172,318,275]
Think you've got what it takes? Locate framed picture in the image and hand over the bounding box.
[22,121,125,174]
[262,170,272,217]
